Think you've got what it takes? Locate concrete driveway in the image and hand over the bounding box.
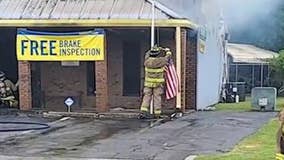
[0,111,277,160]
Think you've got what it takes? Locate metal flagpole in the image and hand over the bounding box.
[261,62,264,87]
[235,64,238,82]
[151,0,155,47]
[150,0,155,115]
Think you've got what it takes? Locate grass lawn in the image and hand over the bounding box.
[196,119,278,160]
[215,97,284,111]
[196,97,284,160]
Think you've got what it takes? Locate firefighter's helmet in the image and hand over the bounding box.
[149,45,161,56]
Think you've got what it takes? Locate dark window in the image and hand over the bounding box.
[123,41,141,96]
[87,62,96,96]
[31,62,42,108]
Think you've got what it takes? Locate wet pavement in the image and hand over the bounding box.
[0,111,277,160]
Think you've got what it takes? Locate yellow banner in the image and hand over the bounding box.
[16,29,105,61]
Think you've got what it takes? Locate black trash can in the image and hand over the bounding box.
[225,82,246,102]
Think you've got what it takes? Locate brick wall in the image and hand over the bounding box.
[18,61,32,110]
[40,62,96,111]
[185,29,198,110]
[181,29,187,110]
[96,35,108,112]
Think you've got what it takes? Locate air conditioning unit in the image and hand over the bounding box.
[251,87,276,111]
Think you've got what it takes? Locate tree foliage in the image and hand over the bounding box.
[270,51,284,79]
[269,51,284,92]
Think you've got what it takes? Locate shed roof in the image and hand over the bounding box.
[0,0,183,20]
[228,43,278,64]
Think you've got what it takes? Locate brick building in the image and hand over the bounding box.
[0,0,199,113]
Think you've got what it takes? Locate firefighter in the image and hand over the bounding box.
[139,45,172,119]
[0,71,18,107]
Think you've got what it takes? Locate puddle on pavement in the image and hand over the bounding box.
[40,126,66,135]
[73,119,169,147]
[44,147,79,156]
[0,117,173,156]
[36,118,171,156]
[180,118,199,127]
[74,126,120,147]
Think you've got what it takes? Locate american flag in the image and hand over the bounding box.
[165,58,179,100]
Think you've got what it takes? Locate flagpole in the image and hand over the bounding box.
[150,0,155,115]
[151,0,155,47]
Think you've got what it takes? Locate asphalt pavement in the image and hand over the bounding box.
[0,111,277,160]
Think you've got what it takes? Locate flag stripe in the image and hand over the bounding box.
[168,72,176,94]
[170,65,178,86]
[166,72,174,96]
[165,58,179,100]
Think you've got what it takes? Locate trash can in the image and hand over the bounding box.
[225,82,246,103]
[251,87,276,111]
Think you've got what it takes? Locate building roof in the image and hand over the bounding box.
[0,0,184,20]
[227,43,278,64]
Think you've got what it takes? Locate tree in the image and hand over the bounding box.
[269,51,284,93]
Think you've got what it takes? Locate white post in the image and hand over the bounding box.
[150,0,155,115]
[267,65,270,85]
[68,105,71,113]
[176,27,182,110]
[235,64,238,82]
[151,0,155,48]
[252,65,255,88]
[261,63,264,87]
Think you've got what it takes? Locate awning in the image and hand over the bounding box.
[228,43,278,64]
[0,0,197,29]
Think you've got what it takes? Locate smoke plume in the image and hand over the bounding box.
[159,0,283,51]
[220,0,282,51]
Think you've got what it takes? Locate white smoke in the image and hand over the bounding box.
[220,0,281,30]
[158,0,281,29]
[158,0,282,50]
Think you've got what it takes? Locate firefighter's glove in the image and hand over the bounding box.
[166,51,172,56]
